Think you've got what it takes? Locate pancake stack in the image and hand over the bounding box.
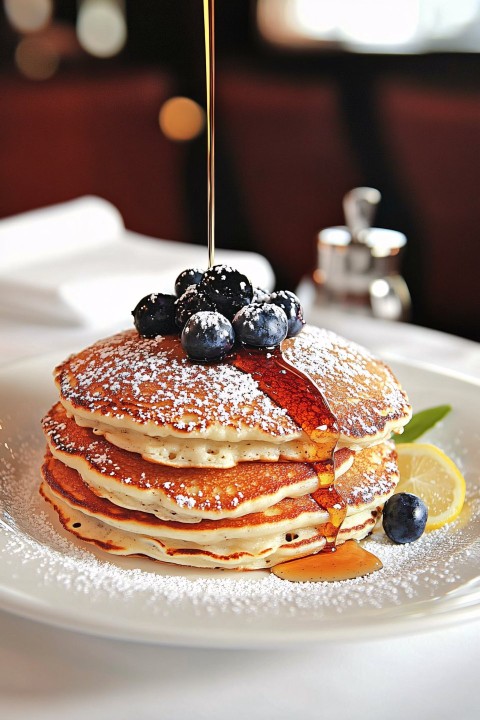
[40,325,411,570]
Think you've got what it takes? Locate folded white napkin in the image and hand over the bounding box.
[0,197,275,329]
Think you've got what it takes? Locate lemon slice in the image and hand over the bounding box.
[395,443,466,531]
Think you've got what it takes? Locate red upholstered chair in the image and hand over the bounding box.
[0,69,187,242]
[217,67,362,287]
[377,80,480,339]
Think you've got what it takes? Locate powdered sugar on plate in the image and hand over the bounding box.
[1,432,479,626]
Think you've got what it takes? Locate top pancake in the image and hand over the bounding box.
[55,326,411,451]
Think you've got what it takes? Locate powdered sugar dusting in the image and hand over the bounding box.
[282,327,411,440]
[55,327,411,443]
[55,330,295,438]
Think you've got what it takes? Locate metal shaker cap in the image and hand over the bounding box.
[359,227,407,257]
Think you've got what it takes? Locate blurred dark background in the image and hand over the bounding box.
[0,0,479,340]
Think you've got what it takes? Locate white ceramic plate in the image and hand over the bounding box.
[1,353,479,648]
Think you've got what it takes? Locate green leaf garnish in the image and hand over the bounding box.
[394,404,452,444]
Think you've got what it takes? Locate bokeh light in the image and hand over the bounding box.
[76,0,127,58]
[340,0,420,46]
[294,0,339,37]
[257,0,480,52]
[4,0,53,34]
[15,35,59,80]
[159,97,206,142]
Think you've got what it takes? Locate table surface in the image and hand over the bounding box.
[1,304,480,720]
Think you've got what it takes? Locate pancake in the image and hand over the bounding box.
[41,323,409,572]
[40,439,398,569]
[42,402,355,523]
[54,327,411,465]
[40,479,328,569]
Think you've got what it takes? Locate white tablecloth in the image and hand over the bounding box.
[1,296,480,720]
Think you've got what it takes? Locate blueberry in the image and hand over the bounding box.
[132,293,177,337]
[382,492,428,544]
[200,265,253,319]
[232,303,288,348]
[174,285,216,329]
[253,287,271,303]
[269,290,305,338]
[175,268,204,297]
[181,311,235,362]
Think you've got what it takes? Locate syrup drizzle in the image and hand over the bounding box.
[231,345,346,548]
[231,345,383,582]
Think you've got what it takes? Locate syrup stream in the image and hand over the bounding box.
[203,0,215,268]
